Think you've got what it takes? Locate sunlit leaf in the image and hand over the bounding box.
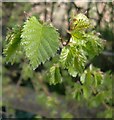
[21,16,59,70]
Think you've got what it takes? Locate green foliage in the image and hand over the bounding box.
[21,16,59,70]
[49,64,62,85]
[3,26,22,64]
[70,13,92,31]
[60,14,104,78]
[3,13,113,118]
[4,16,59,70]
[84,32,104,59]
[60,45,87,76]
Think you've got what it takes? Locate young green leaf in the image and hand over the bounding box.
[80,72,86,84]
[49,64,62,85]
[3,26,22,64]
[82,86,90,99]
[84,32,104,59]
[70,13,92,31]
[21,16,59,70]
[59,47,74,68]
[68,66,77,77]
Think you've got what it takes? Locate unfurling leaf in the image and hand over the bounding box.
[70,13,92,31]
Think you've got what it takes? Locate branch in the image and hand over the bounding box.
[44,2,47,22]
[66,2,72,45]
[50,2,55,22]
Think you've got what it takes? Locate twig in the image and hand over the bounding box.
[16,76,22,88]
[96,2,107,27]
[44,1,47,22]
[32,3,40,7]
[66,2,72,45]
[86,2,92,17]
[102,101,113,109]
[50,2,55,22]
[72,2,82,12]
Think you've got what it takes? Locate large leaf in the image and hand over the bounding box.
[21,16,59,70]
[3,26,22,64]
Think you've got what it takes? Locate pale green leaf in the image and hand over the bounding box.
[49,64,62,85]
[82,86,90,99]
[70,13,92,31]
[68,66,77,77]
[59,47,74,68]
[84,32,104,59]
[21,16,59,70]
[80,72,86,84]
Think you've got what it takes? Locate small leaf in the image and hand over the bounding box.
[68,66,77,77]
[80,72,86,84]
[60,46,74,68]
[3,26,22,64]
[70,13,92,31]
[49,64,62,85]
[71,30,85,40]
[84,32,104,59]
[82,86,90,99]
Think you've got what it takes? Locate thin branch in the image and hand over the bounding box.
[44,2,47,22]
[50,2,55,22]
[96,2,107,27]
[33,73,51,96]
[66,2,72,45]
[72,2,82,12]
[86,2,92,17]
[32,3,40,7]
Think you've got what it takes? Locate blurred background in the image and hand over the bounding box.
[1,1,114,118]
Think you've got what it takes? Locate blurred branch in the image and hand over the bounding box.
[66,2,72,45]
[44,2,47,22]
[50,2,55,22]
[36,74,51,96]
[72,2,82,12]
[96,2,107,27]
[32,3,40,7]
[2,85,66,117]
[32,73,51,96]
[3,86,50,116]
[86,2,92,17]
[102,51,114,57]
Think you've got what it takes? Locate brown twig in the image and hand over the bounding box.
[44,2,47,22]
[50,2,55,22]
[66,2,72,45]
[86,2,92,17]
[96,2,107,27]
